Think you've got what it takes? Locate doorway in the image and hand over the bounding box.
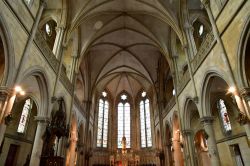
[5,144,19,166]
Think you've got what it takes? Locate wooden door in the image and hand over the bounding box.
[5,144,19,166]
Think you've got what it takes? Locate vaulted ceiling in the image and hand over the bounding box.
[53,0,187,99]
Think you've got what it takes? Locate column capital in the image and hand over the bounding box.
[200,116,214,124]
[0,87,14,101]
[239,87,250,99]
[40,0,47,8]
[35,116,50,123]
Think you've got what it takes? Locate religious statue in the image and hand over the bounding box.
[122,136,127,154]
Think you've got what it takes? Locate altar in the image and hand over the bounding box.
[110,137,140,166]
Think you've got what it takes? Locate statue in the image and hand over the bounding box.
[122,136,127,154]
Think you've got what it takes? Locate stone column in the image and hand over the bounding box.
[0,89,16,144]
[66,136,77,166]
[52,26,65,58]
[183,45,198,99]
[14,0,47,82]
[172,138,184,166]
[184,24,197,57]
[200,116,220,166]
[182,129,196,166]
[29,116,49,166]
[0,87,11,122]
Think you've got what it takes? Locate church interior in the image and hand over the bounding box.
[0,0,250,166]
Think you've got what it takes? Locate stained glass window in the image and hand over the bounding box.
[217,99,232,134]
[140,92,152,148]
[17,98,33,133]
[199,24,204,36]
[96,92,109,148]
[46,24,52,36]
[117,94,130,148]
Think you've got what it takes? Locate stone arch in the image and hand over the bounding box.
[172,112,184,166]
[17,66,50,117]
[183,97,202,130]
[201,71,232,117]
[237,15,250,87]
[66,112,78,166]
[0,14,15,86]
[1,97,39,165]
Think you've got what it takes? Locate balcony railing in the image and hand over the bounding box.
[163,96,176,117]
[34,30,73,94]
[34,31,59,72]
[191,31,216,72]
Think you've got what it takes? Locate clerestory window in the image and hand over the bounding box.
[17,98,33,134]
[117,94,131,148]
[217,99,232,135]
[140,91,152,148]
[96,91,109,148]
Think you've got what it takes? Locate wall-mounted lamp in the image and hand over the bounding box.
[14,86,25,96]
[228,87,236,93]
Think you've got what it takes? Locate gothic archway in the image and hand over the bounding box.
[0,97,38,166]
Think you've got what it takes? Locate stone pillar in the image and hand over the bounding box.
[200,116,220,166]
[29,116,49,166]
[66,136,77,166]
[183,45,198,99]
[52,26,65,58]
[172,138,184,166]
[0,87,11,122]
[182,129,196,166]
[0,89,16,144]
[184,24,197,57]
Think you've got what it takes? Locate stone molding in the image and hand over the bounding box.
[200,116,214,124]
[35,116,50,123]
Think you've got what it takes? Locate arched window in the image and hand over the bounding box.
[193,21,207,50]
[41,20,57,50]
[117,94,131,148]
[217,99,232,134]
[96,91,109,148]
[17,98,33,133]
[140,91,152,148]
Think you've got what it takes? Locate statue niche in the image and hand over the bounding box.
[40,98,69,166]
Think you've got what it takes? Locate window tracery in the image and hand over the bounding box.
[17,98,33,134]
[117,94,131,148]
[217,99,232,134]
[139,91,152,148]
[97,91,109,148]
